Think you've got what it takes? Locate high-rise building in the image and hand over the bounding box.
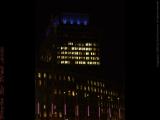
[35,13,124,120]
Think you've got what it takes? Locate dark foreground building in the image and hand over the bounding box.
[35,13,125,120]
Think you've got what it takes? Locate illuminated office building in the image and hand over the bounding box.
[35,13,125,120]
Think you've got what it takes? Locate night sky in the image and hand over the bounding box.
[36,0,125,91]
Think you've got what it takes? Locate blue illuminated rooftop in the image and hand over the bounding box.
[52,13,89,26]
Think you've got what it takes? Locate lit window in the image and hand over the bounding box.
[82,47,85,50]
[85,52,89,55]
[59,112,62,118]
[79,47,82,50]
[94,88,96,92]
[65,51,67,54]
[75,56,78,59]
[76,85,79,89]
[61,56,64,59]
[64,61,70,64]
[68,42,73,45]
[79,52,82,55]
[43,111,47,118]
[97,62,100,65]
[94,81,96,86]
[88,43,92,46]
[86,47,89,51]
[101,89,103,93]
[71,47,75,50]
[43,73,47,78]
[72,91,75,96]
[93,43,96,46]
[38,73,41,78]
[57,56,60,59]
[86,43,89,46]
[68,91,71,96]
[86,57,89,60]
[61,51,64,54]
[84,86,86,91]
[91,81,93,85]
[68,76,71,81]
[75,52,78,55]
[82,61,86,64]
[61,47,64,50]
[75,47,78,50]
[75,61,79,64]
[61,61,64,64]
[88,86,90,91]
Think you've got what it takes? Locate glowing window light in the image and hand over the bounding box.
[75,52,78,55]
[86,47,89,50]
[86,57,89,60]
[88,43,92,46]
[75,47,78,50]
[76,85,79,89]
[61,61,64,64]
[58,112,62,118]
[82,61,86,64]
[68,90,71,96]
[77,20,80,25]
[97,62,100,65]
[94,88,96,92]
[72,91,75,96]
[64,103,66,115]
[101,89,103,93]
[87,105,90,116]
[84,20,88,25]
[75,61,79,64]
[68,76,70,81]
[81,47,85,50]
[88,86,90,91]
[57,56,60,59]
[70,19,74,24]
[86,43,89,46]
[96,57,100,60]
[38,73,41,78]
[65,51,67,54]
[103,83,105,87]
[79,47,82,50]
[37,101,40,114]
[61,56,64,59]
[43,111,47,118]
[71,47,75,50]
[94,81,96,86]
[51,103,54,114]
[65,61,70,64]
[44,105,46,109]
[84,86,86,91]
[43,73,47,78]
[79,52,82,55]
[85,52,89,55]
[75,105,79,117]
[91,81,93,85]
[75,56,78,59]
[98,106,101,118]
[62,19,67,24]
[61,51,64,54]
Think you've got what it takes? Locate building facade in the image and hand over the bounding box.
[35,13,125,120]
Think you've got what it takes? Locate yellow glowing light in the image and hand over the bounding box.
[44,105,46,109]
[38,73,41,78]
[88,86,90,91]
[43,111,47,117]
[43,73,47,78]
[76,85,79,89]
[85,52,89,55]
[68,42,73,45]
[72,91,75,96]
[57,56,60,59]
[59,112,62,118]
[71,47,75,50]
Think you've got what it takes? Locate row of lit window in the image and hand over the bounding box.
[76,85,117,97]
[60,47,98,51]
[54,89,76,96]
[67,42,97,47]
[36,73,74,82]
[75,61,100,65]
[59,51,98,56]
[59,60,100,65]
[57,56,100,60]
[87,80,105,87]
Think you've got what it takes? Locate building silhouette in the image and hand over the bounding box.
[35,13,124,120]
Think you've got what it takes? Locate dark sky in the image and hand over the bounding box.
[36,0,125,91]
